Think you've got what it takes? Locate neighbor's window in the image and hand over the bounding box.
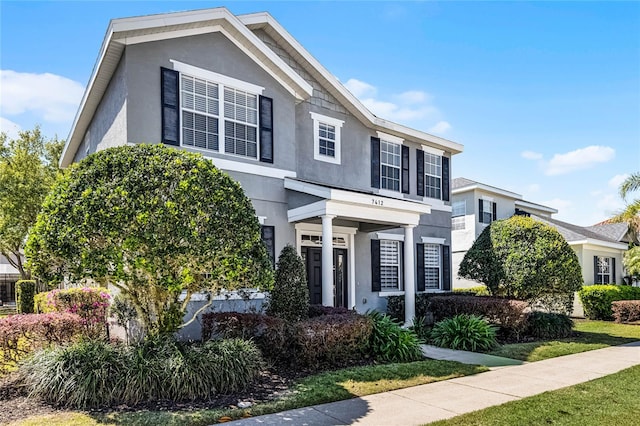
[452,200,466,230]
[380,240,401,290]
[596,256,612,284]
[425,153,442,199]
[424,243,441,289]
[480,200,496,224]
[381,140,401,192]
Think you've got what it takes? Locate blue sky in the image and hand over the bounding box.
[1,1,638,226]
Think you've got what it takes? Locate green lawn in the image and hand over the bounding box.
[488,320,640,362]
[10,360,487,426]
[428,365,640,426]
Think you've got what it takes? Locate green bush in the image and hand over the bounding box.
[578,285,640,320]
[20,337,263,408]
[409,316,431,343]
[524,312,573,339]
[386,293,456,323]
[267,245,309,322]
[612,301,640,323]
[16,280,36,314]
[367,311,423,363]
[430,314,498,351]
[453,286,490,296]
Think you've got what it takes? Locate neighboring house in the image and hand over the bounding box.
[0,255,19,304]
[59,7,464,325]
[451,178,630,315]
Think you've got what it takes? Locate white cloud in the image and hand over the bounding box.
[521,150,543,160]
[0,117,21,139]
[608,173,629,189]
[544,145,615,176]
[0,70,84,123]
[344,78,449,133]
[428,121,451,134]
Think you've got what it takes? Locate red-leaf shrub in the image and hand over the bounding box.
[428,295,529,338]
[0,312,84,371]
[293,314,373,368]
[612,300,640,323]
[308,304,353,317]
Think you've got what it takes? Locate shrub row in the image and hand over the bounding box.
[524,312,573,339]
[202,311,373,369]
[578,285,640,320]
[386,292,461,323]
[612,301,640,323]
[20,337,263,408]
[0,313,84,372]
[453,286,490,296]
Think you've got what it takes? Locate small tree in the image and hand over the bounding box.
[267,245,309,322]
[26,144,273,335]
[459,216,583,313]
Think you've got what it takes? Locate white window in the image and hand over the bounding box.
[596,256,613,284]
[381,140,401,192]
[311,112,344,164]
[380,240,401,290]
[480,200,496,224]
[181,75,220,151]
[424,244,441,289]
[425,153,442,199]
[223,87,258,158]
[452,201,466,230]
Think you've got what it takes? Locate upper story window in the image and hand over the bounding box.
[380,240,402,290]
[451,200,466,230]
[223,87,259,158]
[181,76,220,151]
[311,112,344,164]
[479,199,496,224]
[425,153,442,199]
[381,140,401,191]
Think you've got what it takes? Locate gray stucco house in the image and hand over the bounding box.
[60,7,463,324]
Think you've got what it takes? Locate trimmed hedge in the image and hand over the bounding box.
[0,312,84,372]
[308,304,353,317]
[524,312,573,339]
[386,292,458,323]
[578,285,640,320]
[453,286,490,296]
[612,300,640,323]
[16,280,36,314]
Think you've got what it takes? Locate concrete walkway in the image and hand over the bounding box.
[223,342,640,425]
[420,344,525,368]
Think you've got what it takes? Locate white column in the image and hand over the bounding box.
[403,225,416,326]
[321,215,336,307]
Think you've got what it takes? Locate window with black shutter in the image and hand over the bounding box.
[161,67,180,146]
[260,226,275,266]
[371,137,381,189]
[259,96,273,163]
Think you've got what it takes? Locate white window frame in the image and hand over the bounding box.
[423,243,441,290]
[380,240,402,291]
[311,112,344,164]
[380,140,402,192]
[596,256,613,284]
[170,60,265,160]
[481,199,495,224]
[424,152,442,199]
[451,200,466,230]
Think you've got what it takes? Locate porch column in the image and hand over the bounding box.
[403,224,416,326]
[321,214,336,306]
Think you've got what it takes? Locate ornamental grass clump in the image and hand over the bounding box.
[430,314,498,352]
[367,311,423,363]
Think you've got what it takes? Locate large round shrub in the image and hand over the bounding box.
[458,216,583,313]
[26,144,274,334]
[267,245,309,322]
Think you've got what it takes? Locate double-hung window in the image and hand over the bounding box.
[380,240,401,290]
[451,200,466,230]
[595,256,613,284]
[223,87,258,158]
[311,112,344,164]
[181,76,220,151]
[381,141,401,192]
[423,244,441,289]
[425,153,442,199]
[480,199,496,224]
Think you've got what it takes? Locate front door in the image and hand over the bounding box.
[302,247,348,307]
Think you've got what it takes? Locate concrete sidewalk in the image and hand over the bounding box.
[223,342,640,425]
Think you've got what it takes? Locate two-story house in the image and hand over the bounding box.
[451,178,629,299]
[59,8,463,325]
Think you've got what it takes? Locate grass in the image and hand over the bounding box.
[427,365,640,426]
[9,359,487,426]
[488,320,640,362]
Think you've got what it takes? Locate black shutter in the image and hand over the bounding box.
[401,145,410,194]
[161,67,180,146]
[259,96,274,163]
[442,245,451,291]
[612,258,616,284]
[416,149,424,196]
[442,156,450,201]
[492,202,497,221]
[260,225,275,266]
[371,137,380,188]
[479,199,484,223]
[594,256,599,284]
[417,243,425,292]
[371,240,381,292]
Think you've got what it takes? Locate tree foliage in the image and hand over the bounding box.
[26,144,273,335]
[624,246,640,279]
[267,245,309,322]
[0,126,63,279]
[459,216,583,313]
[610,172,640,244]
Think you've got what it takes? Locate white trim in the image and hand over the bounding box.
[421,198,452,212]
[480,195,495,202]
[378,291,405,297]
[195,150,296,179]
[422,145,444,156]
[452,182,522,200]
[310,112,344,165]
[117,26,222,45]
[514,200,558,214]
[570,240,628,251]
[171,59,265,94]
[376,233,404,241]
[257,216,266,225]
[294,222,358,235]
[421,237,446,245]
[377,131,404,145]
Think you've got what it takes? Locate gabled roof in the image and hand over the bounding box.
[587,222,631,243]
[61,7,464,168]
[532,214,628,250]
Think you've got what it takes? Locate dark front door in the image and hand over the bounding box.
[302,247,348,307]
